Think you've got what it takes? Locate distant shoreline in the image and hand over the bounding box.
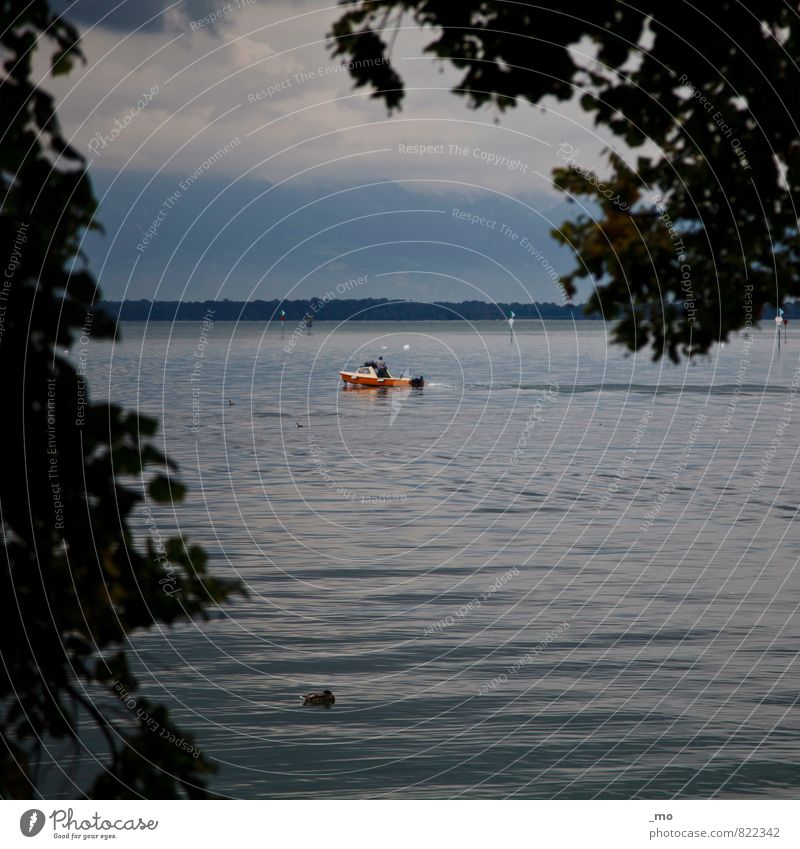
[102,297,792,323]
[99,298,593,322]
[115,317,606,322]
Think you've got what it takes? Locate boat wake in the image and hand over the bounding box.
[428,382,786,396]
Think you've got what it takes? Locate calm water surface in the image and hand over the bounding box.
[75,319,799,798]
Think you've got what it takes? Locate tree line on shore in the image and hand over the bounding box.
[99,297,794,324]
[101,298,590,322]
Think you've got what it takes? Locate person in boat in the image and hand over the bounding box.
[376,356,389,377]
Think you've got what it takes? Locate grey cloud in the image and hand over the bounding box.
[51,0,235,34]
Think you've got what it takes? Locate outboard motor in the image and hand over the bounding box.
[410,376,424,388]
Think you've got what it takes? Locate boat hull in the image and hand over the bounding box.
[340,371,422,388]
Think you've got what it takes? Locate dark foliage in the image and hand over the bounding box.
[330,1,800,360]
[0,1,241,798]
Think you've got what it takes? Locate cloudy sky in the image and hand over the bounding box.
[46,0,621,303]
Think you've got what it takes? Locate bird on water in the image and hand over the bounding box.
[302,689,335,706]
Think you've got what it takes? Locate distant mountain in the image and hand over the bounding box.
[84,170,579,303]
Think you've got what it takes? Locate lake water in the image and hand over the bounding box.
[73,319,800,798]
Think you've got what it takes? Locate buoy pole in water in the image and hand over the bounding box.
[280,309,286,337]
[508,310,515,343]
[776,310,784,351]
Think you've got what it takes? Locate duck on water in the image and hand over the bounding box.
[302,689,335,706]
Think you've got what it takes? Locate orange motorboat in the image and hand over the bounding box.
[340,361,424,388]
